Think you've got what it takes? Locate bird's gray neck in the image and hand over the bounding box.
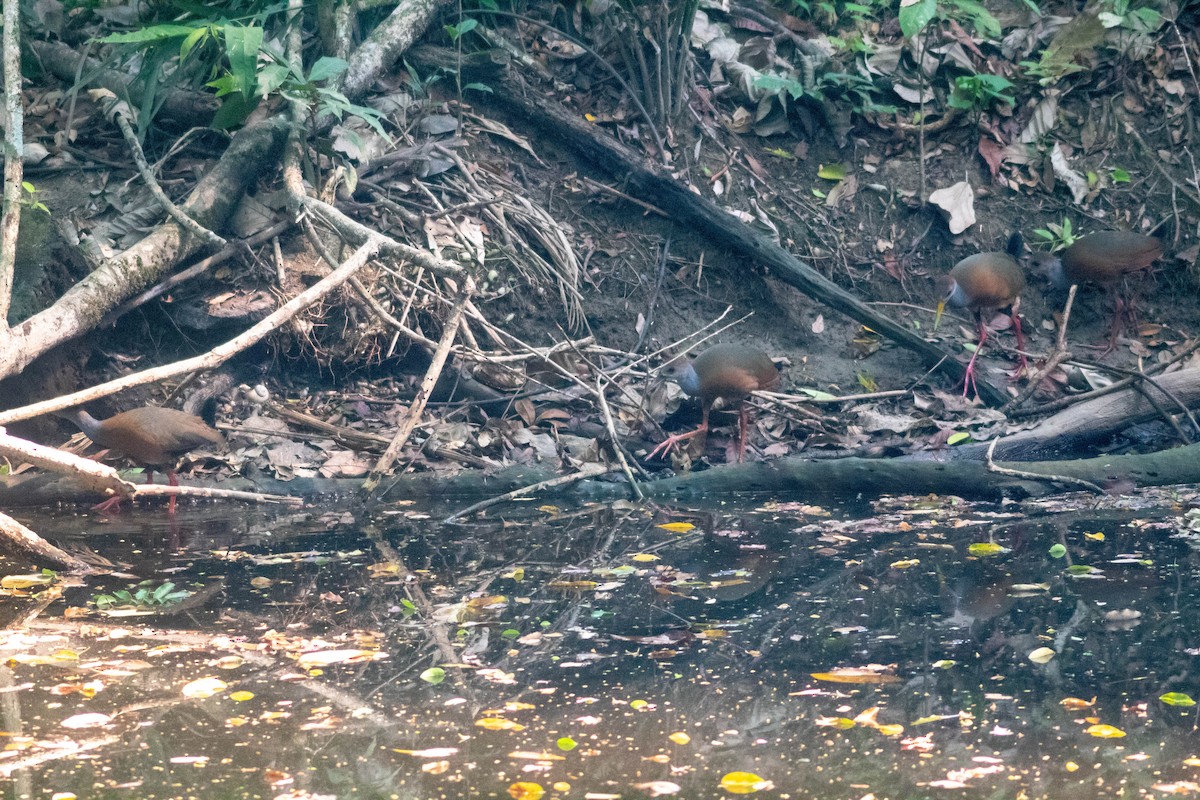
[944,280,969,309]
[62,409,103,441]
[677,363,701,397]
[1044,257,1068,290]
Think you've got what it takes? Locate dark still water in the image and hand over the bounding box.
[1,489,1199,799]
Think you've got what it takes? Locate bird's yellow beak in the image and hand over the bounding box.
[933,300,946,331]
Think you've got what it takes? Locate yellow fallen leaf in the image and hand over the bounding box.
[1086,724,1126,738]
[890,559,920,569]
[631,553,660,562]
[1060,696,1096,710]
[507,781,544,800]
[182,677,227,699]
[477,717,525,731]
[811,668,901,684]
[229,691,255,702]
[297,649,387,669]
[668,732,691,745]
[720,771,773,794]
[657,522,695,533]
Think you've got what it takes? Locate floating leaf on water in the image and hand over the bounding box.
[1049,544,1067,558]
[1028,647,1056,664]
[657,522,695,533]
[547,580,599,590]
[182,677,227,698]
[229,691,254,702]
[811,667,901,684]
[421,668,446,685]
[1085,724,1126,738]
[1084,532,1105,541]
[967,542,1010,557]
[557,737,577,751]
[719,771,773,794]
[668,732,691,745]
[507,781,544,800]
[1060,696,1096,710]
[394,747,460,758]
[875,723,905,736]
[61,712,112,729]
[297,649,387,669]
[477,717,525,731]
[1160,692,1196,707]
[508,751,565,761]
[815,716,856,729]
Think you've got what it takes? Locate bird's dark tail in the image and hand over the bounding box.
[1005,232,1024,259]
[200,397,219,428]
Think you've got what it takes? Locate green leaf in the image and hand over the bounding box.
[898,0,937,37]
[1049,544,1067,558]
[1110,167,1131,183]
[946,431,971,445]
[456,18,479,36]
[179,26,210,63]
[1160,692,1196,707]
[817,163,847,180]
[968,542,1009,557]
[308,56,349,83]
[463,82,493,94]
[420,667,446,684]
[223,24,264,98]
[97,24,199,44]
[556,737,578,751]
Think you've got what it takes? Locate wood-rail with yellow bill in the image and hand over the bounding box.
[650,343,781,463]
[935,232,1027,397]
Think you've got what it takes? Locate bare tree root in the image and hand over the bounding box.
[0,235,384,425]
[0,117,289,381]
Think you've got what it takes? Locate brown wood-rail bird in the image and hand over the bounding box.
[1032,231,1162,351]
[934,232,1027,397]
[649,343,781,463]
[60,406,224,513]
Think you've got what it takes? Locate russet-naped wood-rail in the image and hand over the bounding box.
[650,343,781,464]
[1033,231,1162,351]
[935,232,1027,397]
[61,406,225,513]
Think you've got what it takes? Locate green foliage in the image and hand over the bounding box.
[1098,0,1162,31]
[1033,218,1076,251]
[93,581,190,611]
[948,73,1015,111]
[753,70,896,119]
[20,182,50,215]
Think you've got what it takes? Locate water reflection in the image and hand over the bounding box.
[0,493,1198,798]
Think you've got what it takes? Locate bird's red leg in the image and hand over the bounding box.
[649,406,711,461]
[93,494,126,514]
[1009,304,1028,379]
[166,470,179,515]
[736,405,750,463]
[962,316,988,398]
